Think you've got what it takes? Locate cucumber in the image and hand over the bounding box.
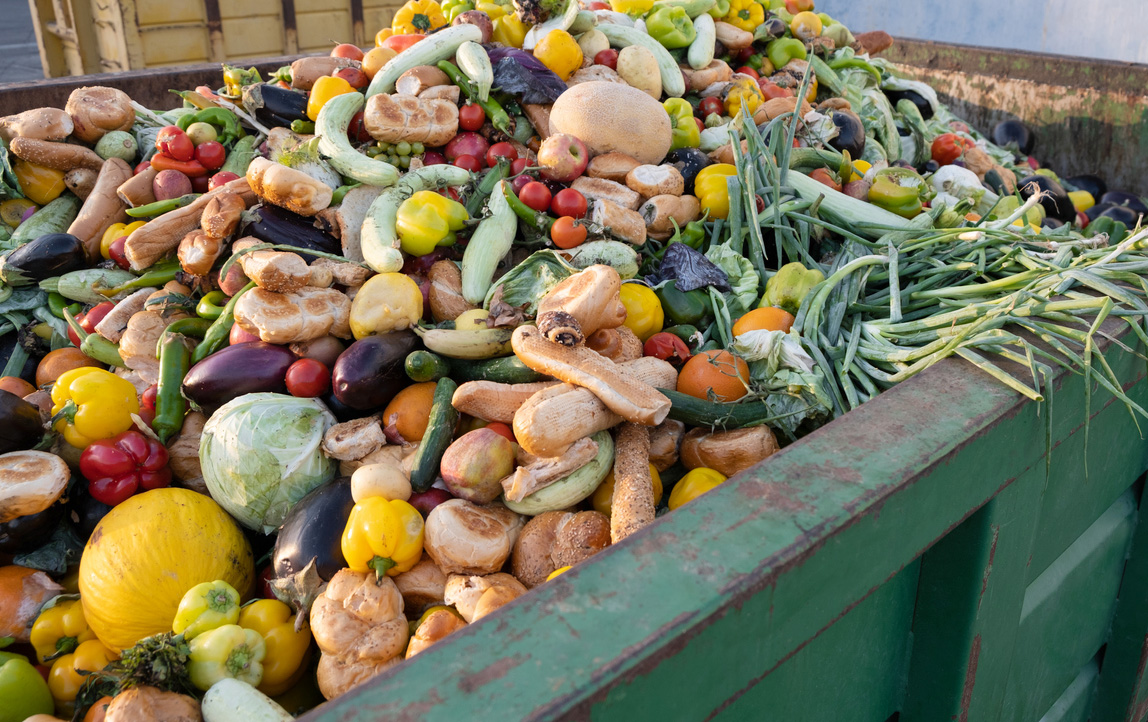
[315,92,400,187]
[653,0,716,17]
[201,679,294,722]
[449,355,544,384]
[409,377,460,492]
[361,165,471,273]
[461,180,516,304]
[220,136,258,176]
[455,42,493,103]
[661,388,776,429]
[564,240,640,278]
[9,195,81,247]
[598,23,686,98]
[503,431,614,515]
[687,13,716,70]
[406,350,451,382]
[366,24,484,96]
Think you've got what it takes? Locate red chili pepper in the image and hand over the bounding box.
[150,154,209,177]
[79,429,171,506]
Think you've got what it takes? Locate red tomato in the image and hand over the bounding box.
[458,103,486,132]
[258,565,276,599]
[785,0,813,11]
[698,96,724,118]
[931,133,975,166]
[484,422,516,442]
[594,49,619,70]
[208,171,240,190]
[809,168,841,191]
[334,67,369,89]
[551,188,587,219]
[383,34,425,53]
[551,216,587,249]
[735,47,755,64]
[587,1,609,8]
[643,332,691,366]
[81,302,115,335]
[486,141,518,168]
[195,141,226,170]
[331,43,365,61]
[108,237,130,270]
[453,154,483,172]
[1077,211,1090,228]
[694,117,705,133]
[510,157,529,176]
[134,160,151,175]
[348,111,372,143]
[139,383,158,428]
[156,126,194,162]
[518,181,552,212]
[286,358,331,398]
[735,66,759,80]
[758,79,794,100]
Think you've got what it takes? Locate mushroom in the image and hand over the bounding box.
[65,86,135,143]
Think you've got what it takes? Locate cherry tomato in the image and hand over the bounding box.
[551,188,587,219]
[334,67,369,89]
[587,1,609,8]
[139,383,158,428]
[156,126,194,162]
[551,216,587,249]
[735,66,759,80]
[422,151,446,165]
[194,141,226,171]
[518,181,552,212]
[698,96,724,118]
[510,157,529,176]
[331,43,365,61]
[348,111,372,143]
[758,79,794,101]
[486,142,518,168]
[208,171,240,190]
[286,358,331,398]
[694,117,705,133]
[453,154,483,172]
[484,422,516,442]
[643,332,691,366]
[458,103,486,132]
[134,160,151,175]
[594,49,619,70]
[931,133,975,166]
[108,237,130,270]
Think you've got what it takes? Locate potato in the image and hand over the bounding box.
[153,169,192,201]
[577,29,610,60]
[616,46,662,99]
[351,462,412,502]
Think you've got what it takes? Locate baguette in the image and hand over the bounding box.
[451,380,559,423]
[610,422,654,543]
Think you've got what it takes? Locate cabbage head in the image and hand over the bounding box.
[200,393,337,533]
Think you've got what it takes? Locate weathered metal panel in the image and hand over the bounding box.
[1038,661,1099,722]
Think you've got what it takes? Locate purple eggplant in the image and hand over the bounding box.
[332,331,419,410]
[244,204,341,261]
[273,476,353,583]
[182,341,296,414]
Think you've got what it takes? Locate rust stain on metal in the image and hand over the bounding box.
[340,690,444,721]
[1125,635,1148,722]
[458,654,530,694]
[979,525,999,611]
[959,634,981,722]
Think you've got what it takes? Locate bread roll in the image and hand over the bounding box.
[246,156,333,217]
[234,286,352,344]
[364,93,459,147]
[424,500,524,575]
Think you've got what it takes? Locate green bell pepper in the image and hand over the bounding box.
[646,6,697,48]
[868,168,927,219]
[707,0,730,18]
[657,280,710,326]
[187,623,266,691]
[766,37,806,70]
[763,262,824,315]
[1088,216,1128,244]
[442,0,475,21]
[177,107,244,146]
[664,98,700,151]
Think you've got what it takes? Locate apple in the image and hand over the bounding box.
[538,133,590,183]
[409,487,454,518]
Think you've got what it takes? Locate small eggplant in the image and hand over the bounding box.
[0,233,86,286]
[991,119,1035,156]
[1065,174,1107,200]
[182,341,296,414]
[0,390,45,455]
[332,331,419,410]
[1098,205,1141,227]
[1041,217,1064,230]
[664,148,711,195]
[67,486,112,542]
[244,204,341,261]
[1099,191,1148,216]
[828,110,866,160]
[1085,203,1113,223]
[243,84,310,127]
[1017,174,1075,223]
[273,476,354,584]
[884,89,933,120]
[0,499,66,553]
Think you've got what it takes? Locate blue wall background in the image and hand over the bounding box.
[816,0,1148,64]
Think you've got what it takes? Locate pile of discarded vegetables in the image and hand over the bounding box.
[0,0,1146,718]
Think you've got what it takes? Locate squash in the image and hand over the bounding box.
[79,488,254,652]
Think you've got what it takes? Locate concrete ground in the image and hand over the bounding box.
[0,0,44,83]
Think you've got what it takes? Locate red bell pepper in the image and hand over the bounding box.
[931,133,975,166]
[79,429,172,506]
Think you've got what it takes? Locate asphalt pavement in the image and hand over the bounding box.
[0,0,46,84]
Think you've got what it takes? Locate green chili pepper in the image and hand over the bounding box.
[99,259,182,298]
[125,194,202,218]
[290,119,316,135]
[1089,217,1128,244]
[156,316,212,356]
[196,291,227,320]
[466,159,510,217]
[746,54,764,71]
[657,280,710,326]
[154,332,192,444]
[332,183,361,206]
[502,182,554,232]
[438,61,514,137]
[177,107,245,145]
[766,37,807,70]
[47,292,81,320]
[827,57,882,85]
[763,261,825,315]
[193,282,256,364]
[62,308,124,368]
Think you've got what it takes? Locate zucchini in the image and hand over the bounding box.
[598,23,686,98]
[524,0,582,50]
[219,135,258,177]
[366,24,484,97]
[564,240,640,278]
[449,355,543,383]
[661,388,778,429]
[461,180,516,304]
[201,679,294,722]
[315,93,400,188]
[361,165,471,273]
[653,0,716,16]
[504,430,614,515]
[42,268,135,304]
[405,350,452,382]
[9,195,81,247]
[687,13,716,70]
[409,377,460,492]
[455,42,493,103]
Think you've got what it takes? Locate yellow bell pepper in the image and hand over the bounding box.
[668,467,727,510]
[546,566,572,581]
[694,163,737,220]
[341,497,425,578]
[51,367,140,449]
[396,190,469,256]
[477,2,528,47]
[376,27,395,45]
[723,0,764,31]
[306,75,357,122]
[349,272,425,338]
[619,284,664,342]
[99,220,146,260]
[47,639,117,706]
[724,75,763,117]
[392,0,448,34]
[13,160,66,206]
[31,599,96,665]
[610,0,654,17]
[238,599,311,697]
[533,29,583,81]
[593,464,663,516]
[172,580,241,640]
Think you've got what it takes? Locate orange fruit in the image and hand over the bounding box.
[382,382,437,442]
[35,348,102,388]
[84,696,114,722]
[0,375,35,397]
[677,350,750,402]
[732,307,796,336]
